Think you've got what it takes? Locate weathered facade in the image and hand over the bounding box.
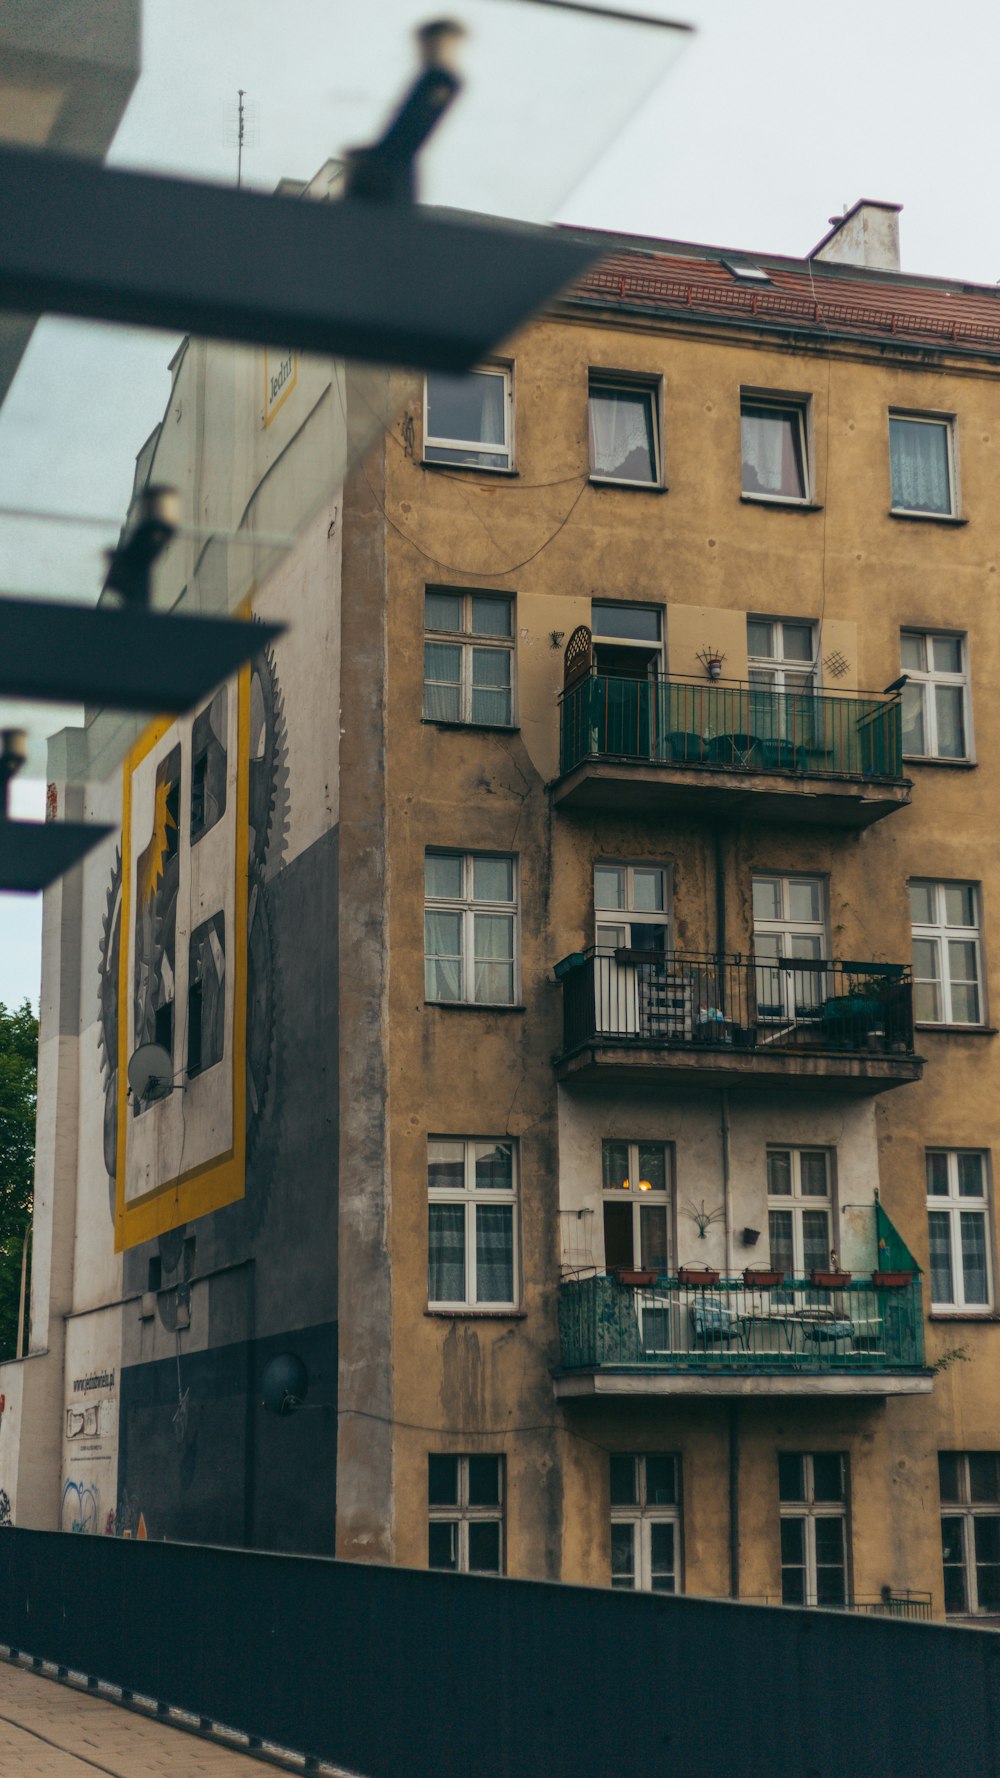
[7,192,1000,1623]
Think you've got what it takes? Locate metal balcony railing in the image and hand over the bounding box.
[557,950,915,1060]
[559,674,904,782]
[558,1273,925,1375]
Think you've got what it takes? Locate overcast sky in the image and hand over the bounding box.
[2,0,997,1011]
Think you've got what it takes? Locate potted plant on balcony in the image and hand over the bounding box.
[871,1234,914,1288]
[743,1265,785,1288]
[678,1263,721,1287]
[610,1265,658,1288]
[810,1250,852,1289]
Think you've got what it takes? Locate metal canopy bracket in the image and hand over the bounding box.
[0,143,597,372]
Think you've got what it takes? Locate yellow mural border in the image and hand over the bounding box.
[114,668,250,1251]
[263,348,298,429]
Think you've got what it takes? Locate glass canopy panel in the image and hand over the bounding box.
[77,0,690,226]
[0,2,689,789]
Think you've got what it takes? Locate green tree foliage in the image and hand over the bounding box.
[0,1001,37,1360]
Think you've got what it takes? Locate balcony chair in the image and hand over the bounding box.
[689,1295,744,1351]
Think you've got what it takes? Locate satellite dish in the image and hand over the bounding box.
[261,1353,308,1417]
[127,1042,175,1103]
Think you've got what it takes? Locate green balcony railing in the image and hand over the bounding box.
[558,1273,925,1376]
[559,675,904,782]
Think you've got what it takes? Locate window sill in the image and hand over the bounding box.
[903,756,976,769]
[740,493,823,512]
[425,1308,527,1320]
[421,460,518,478]
[588,477,668,494]
[930,1310,999,1322]
[421,719,520,734]
[888,509,967,525]
[425,1001,526,1013]
[914,1023,997,1035]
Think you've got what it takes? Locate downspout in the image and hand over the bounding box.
[729,1401,740,1599]
[715,825,739,1598]
[714,825,733,1275]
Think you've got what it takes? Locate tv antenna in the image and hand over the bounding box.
[224,89,259,189]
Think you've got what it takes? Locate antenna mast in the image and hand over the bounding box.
[237,87,245,190]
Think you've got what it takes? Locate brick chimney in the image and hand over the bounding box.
[809,200,902,272]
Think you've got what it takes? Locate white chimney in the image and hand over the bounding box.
[809,200,902,272]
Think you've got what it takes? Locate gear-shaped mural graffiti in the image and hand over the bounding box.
[97,849,123,1218]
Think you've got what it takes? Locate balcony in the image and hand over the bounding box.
[554,675,911,828]
[555,1273,931,1399]
[555,950,922,1093]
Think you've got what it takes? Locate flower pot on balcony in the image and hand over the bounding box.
[872,1269,914,1288]
[611,1267,658,1287]
[743,1267,785,1288]
[810,1269,852,1289]
[678,1266,720,1288]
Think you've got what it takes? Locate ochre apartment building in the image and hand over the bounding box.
[6,193,1000,1624]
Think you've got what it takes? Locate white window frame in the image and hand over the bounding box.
[740,389,812,505]
[767,1147,834,1279]
[779,1452,849,1608]
[940,1453,1000,1617]
[423,364,513,471]
[747,616,818,694]
[910,878,984,1028]
[927,1150,993,1313]
[428,1454,505,1575]
[900,630,971,762]
[423,590,516,727]
[752,873,828,1024]
[610,1454,682,1593]
[889,409,957,517]
[587,371,663,489]
[427,1137,518,1310]
[600,1139,673,1275]
[424,850,519,1006]
[594,861,672,951]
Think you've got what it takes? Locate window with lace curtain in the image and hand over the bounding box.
[424,850,518,1005]
[889,412,956,515]
[423,365,512,469]
[740,391,810,501]
[423,589,514,726]
[427,1137,518,1309]
[588,374,661,486]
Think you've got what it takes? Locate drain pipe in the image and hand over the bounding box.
[721,1087,733,1276]
[729,1400,741,1599]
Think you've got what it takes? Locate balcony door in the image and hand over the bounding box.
[767,1147,833,1286]
[594,864,672,1038]
[752,873,828,1025]
[591,602,662,760]
[602,1140,673,1353]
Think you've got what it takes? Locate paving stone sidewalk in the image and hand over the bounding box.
[0,1657,310,1777]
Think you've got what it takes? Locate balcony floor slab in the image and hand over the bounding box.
[555,1041,924,1095]
[554,1370,934,1399]
[552,760,912,829]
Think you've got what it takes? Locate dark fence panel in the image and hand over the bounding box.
[0,1528,996,1778]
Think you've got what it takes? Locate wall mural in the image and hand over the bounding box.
[133,742,180,1101]
[96,638,284,1240]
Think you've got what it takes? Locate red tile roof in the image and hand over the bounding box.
[569,248,1000,355]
